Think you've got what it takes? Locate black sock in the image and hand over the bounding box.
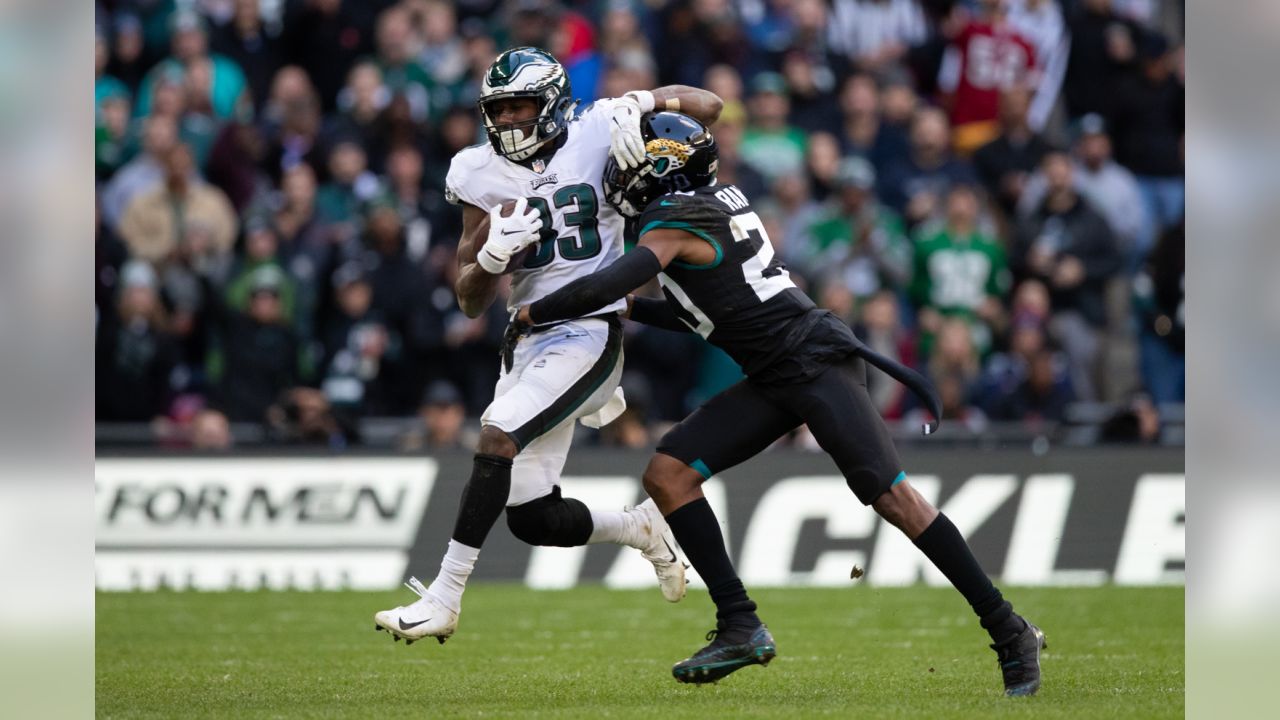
[665,498,759,628]
[912,513,1026,644]
[450,454,514,548]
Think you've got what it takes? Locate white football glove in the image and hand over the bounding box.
[477,197,543,274]
[609,91,656,171]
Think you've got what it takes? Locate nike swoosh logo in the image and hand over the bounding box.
[399,617,430,630]
[660,199,676,206]
[661,537,679,564]
[501,229,523,236]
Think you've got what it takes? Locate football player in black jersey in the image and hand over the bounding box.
[512,112,1045,695]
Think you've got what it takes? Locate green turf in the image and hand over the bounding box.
[96,585,1183,719]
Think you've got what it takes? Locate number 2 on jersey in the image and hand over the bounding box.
[521,183,602,269]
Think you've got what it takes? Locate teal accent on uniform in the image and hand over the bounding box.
[891,471,906,487]
[690,459,712,479]
[639,220,723,270]
[659,199,677,207]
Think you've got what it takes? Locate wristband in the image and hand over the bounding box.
[625,90,656,113]
[477,247,508,274]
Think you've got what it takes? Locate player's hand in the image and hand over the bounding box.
[479,197,542,274]
[609,95,648,170]
[501,309,532,372]
[516,305,534,325]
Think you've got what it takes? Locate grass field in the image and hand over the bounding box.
[97,585,1183,719]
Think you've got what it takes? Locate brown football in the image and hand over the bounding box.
[475,199,539,274]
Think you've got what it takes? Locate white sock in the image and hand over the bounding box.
[426,540,480,609]
[588,510,634,546]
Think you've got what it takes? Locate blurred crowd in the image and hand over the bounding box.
[95,0,1184,450]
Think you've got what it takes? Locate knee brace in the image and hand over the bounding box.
[505,486,593,547]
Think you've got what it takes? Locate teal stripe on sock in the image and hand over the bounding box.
[891,471,906,487]
[690,459,712,479]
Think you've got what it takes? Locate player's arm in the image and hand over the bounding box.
[456,197,545,317]
[455,202,501,318]
[609,88,723,170]
[650,86,724,126]
[521,228,694,326]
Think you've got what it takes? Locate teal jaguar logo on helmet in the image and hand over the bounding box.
[479,47,575,162]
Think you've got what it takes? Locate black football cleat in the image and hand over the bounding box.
[672,622,777,684]
[991,621,1047,697]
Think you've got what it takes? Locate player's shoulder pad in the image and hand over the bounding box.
[636,188,728,237]
[444,143,496,206]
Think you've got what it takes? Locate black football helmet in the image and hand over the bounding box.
[603,111,719,217]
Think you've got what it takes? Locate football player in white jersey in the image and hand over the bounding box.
[374,47,723,645]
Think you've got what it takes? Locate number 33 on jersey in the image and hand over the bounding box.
[445,100,630,314]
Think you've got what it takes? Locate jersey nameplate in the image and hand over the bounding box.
[714,186,750,212]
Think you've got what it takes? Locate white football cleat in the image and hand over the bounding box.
[628,498,688,603]
[373,577,459,645]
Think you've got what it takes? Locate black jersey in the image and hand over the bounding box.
[637,184,861,384]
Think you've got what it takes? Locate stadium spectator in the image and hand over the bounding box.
[96,261,180,422]
[1133,222,1184,405]
[804,131,843,202]
[1018,113,1146,259]
[740,72,808,182]
[210,265,307,422]
[315,137,379,224]
[879,106,977,226]
[1098,392,1162,444]
[656,0,756,87]
[1012,151,1122,400]
[266,386,360,447]
[96,83,133,181]
[412,0,471,88]
[118,143,239,265]
[223,220,301,326]
[105,12,149,93]
[134,9,251,122]
[261,90,326,185]
[384,144,440,261]
[761,171,823,266]
[852,289,915,417]
[836,72,910,175]
[1005,0,1068,131]
[330,62,389,155]
[781,50,842,136]
[826,0,928,73]
[281,0,376,113]
[1109,32,1184,261]
[205,120,273,212]
[102,114,179,230]
[938,0,1038,155]
[703,103,768,201]
[988,345,1076,423]
[1062,0,1142,121]
[190,408,235,450]
[400,380,473,451]
[799,157,911,298]
[910,183,1010,357]
[971,86,1052,218]
[209,0,285,110]
[319,259,406,416]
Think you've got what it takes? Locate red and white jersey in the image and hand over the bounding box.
[939,21,1038,127]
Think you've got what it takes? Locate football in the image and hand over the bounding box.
[475,199,539,273]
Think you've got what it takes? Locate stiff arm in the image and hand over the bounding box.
[521,227,713,330]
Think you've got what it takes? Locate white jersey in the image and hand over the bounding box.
[445,100,628,314]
